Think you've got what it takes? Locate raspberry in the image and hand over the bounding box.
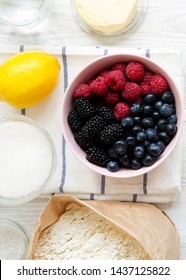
[86,79,94,85]
[98,69,110,78]
[89,76,108,96]
[139,82,150,96]
[102,90,121,106]
[125,61,145,82]
[112,62,126,73]
[143,71,154,85]
[150,75,168,94]
[113,102,130,121]
[73,83,92,100]
[122,82,141,103]
[105,70,126,91]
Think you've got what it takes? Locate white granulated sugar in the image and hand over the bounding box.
[33,202,150,260]
[0,222,27,260]
[0,121,53,199]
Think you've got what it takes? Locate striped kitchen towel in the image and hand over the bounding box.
[0,46,184,203]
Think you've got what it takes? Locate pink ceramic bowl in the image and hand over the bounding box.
[61,54,184,178]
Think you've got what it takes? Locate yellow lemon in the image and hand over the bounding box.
[0,51,61,108]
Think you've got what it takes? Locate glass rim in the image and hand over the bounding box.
[0,218,29,260]
[71,0,149,38]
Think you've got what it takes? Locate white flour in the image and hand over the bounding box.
[0,221,28,260]
[0,120,53,199]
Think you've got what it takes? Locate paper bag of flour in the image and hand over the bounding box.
[27,195,179,260]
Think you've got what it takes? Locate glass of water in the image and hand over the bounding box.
[0,0,54,33]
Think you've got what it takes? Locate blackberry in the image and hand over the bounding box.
[98,106,115,124]
[73,97,96,119]
[86,147,110,167]
[74,131,95,150]
[67,110,83,132]
[100,123,123,145]
[82,115,105,139]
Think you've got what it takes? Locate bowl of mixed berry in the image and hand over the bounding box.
[62,54,184,178]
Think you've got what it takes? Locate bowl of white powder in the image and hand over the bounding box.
[71,0,148,37]
[0,218,29,260]
[0,115,56,206]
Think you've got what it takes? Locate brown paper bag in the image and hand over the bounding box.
[27,195,179,260]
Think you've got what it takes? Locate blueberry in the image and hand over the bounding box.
[142,154,156,166]
[166,123,177,136]
[108,148,119,159]
[125,136,136,147]
[132,125,143,134]
[113,139,128,155]
[158,131,171,143]
[156,141,166,153]
[121,116,134,129]
[130,158,143,170]
[154,100,163,110]
[156,119,168,131]
[159,103,173,117]
[136,131,147,142]
[161,91,174,103]
[143,93,157,104]
[143,140,151,148]
[167,114,177,124]
[134,116,141,125]
[147,143,162,157]
[120,154,130,168]
[130,103,142,115]
[141,117,154,128]
[171,104,176,114]
[146,128,158,141]
[143,105,153,115]
[133,145,145,158]
[152,111,161,120]
[107,161,120,172]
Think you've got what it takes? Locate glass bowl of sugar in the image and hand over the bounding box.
[0,115,56,206]
[0,218,29,259]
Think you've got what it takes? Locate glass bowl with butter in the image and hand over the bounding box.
[71,0,148,37]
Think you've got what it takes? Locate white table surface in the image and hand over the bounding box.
[0,0,186,260]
